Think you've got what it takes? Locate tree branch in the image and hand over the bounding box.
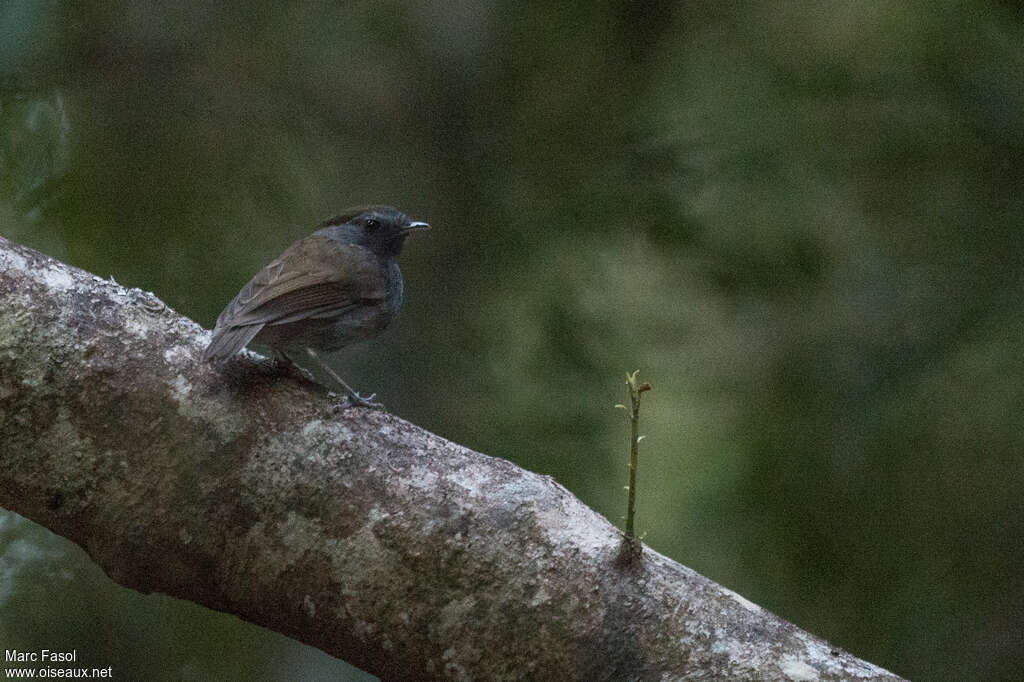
[0,234,903,680]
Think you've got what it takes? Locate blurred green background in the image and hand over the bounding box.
[2,2,1022,680]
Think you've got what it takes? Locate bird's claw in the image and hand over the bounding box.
[340,392,385,411]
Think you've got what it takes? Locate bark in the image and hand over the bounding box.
[0,234,904,681]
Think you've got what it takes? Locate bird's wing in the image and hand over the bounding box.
[214,234,386,329]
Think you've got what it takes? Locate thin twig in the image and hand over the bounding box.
[619,370,651,556]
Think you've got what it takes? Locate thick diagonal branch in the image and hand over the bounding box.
[0,235,902,680]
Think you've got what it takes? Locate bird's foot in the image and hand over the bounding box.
[335,392,385,411]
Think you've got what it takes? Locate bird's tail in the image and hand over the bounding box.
[201,324,263,364]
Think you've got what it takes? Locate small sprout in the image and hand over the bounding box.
[619,369,651,561]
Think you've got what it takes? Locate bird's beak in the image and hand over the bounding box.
[402,221,431,234]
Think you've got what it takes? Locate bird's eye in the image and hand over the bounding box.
[365,218,381,232]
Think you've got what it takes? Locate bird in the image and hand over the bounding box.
[202,205,429,407]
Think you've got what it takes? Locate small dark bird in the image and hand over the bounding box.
[203,205,429,407]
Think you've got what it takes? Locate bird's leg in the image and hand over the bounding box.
[305,347,384,410]
[273,348,295,369]
[272,349,315,381]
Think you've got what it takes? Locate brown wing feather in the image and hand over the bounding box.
[219,235,384,326]
[203,235,384,362]
[201,323,263,363]
[230,282,361,326]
